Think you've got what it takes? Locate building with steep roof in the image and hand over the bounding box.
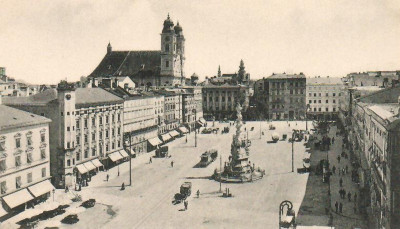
[0,104,53,219]
[89,14,186,88]
[3,82,125,189]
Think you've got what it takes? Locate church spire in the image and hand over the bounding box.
[218,65,221,77]
[107,41,112,54]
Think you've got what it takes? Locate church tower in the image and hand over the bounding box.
[107,42,112,54]
[174,21,185,78]
[160,14,180,77]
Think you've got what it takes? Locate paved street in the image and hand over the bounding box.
[2,121,312,229]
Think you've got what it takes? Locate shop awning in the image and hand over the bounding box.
[148,137,162,146]
[2,189,34,209]
[178,126,188,134]
[76,164,89,174]
[199,117,206,124]
[119,149,129,158]
[83,161,97,171]
[169,130,180,137]
[91,158,104,168]
[27,180,54,198]
[126,148,136,156]
[108,151,123,162]
[160,133,172,142]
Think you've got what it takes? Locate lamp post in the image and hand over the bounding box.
[292,130,296,173]
[306,104,310,131]
[124,133,132,186]
[52,189,55,202]
[192,109,197,147]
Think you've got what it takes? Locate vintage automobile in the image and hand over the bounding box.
[173,182,192,204]
[222,127,230,134]
[61,214,79,224]
[199,149,218,167]
[271,132,280,142]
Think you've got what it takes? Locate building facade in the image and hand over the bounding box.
[154,90,183,133]
[0,104,53,219]
[267,73,306,120]
[306,76,343,120]
[3,82,125,189]
[345,71,399,88]
[202,85,249,121]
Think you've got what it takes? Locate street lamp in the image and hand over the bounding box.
[279,200,296,229]
[192,109,197,147]
[124,133,133,186]
[291,130,297,173]
[52,189,55,202]
[306,104,310,131]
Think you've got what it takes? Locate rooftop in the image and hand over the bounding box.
[306,77,343,85]
[0,105,51,131]
[3,88,123,106]
[267,73,306,79]
[89,50,161,78]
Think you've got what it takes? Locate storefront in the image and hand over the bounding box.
[178,126,189,135]
[27,180,54,204]
[147,137,163,152]
[160,133,172,144]
[2,188,34,212]
[169,130,180,138]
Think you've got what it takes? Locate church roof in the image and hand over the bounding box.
[89,51,161,78]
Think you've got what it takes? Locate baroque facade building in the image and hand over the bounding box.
[89,14,186,88]
[0,103,53,219]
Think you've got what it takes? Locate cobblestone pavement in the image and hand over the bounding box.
[326,125,368,229]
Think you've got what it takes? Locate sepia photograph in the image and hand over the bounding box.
[0,0,399,228]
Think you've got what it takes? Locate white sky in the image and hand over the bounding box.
[0,0,399,84]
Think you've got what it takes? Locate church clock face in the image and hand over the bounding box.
[65,94,71,100]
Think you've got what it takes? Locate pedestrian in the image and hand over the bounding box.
[348,192,351,202]
[339,202,343,214]
[184,200,188,210]
[345,165,348,174]
[171,161,174,167]
[121,182,125,191]
[342,168,345,175]
[149,157,152,164]
[332,137,335,144]
[354,193,357,203]
[197,189,200,198]
[106,174,109,182]
[338,167,341,176]
[339,178,343,187]
[332,165,336,174]
[337,156,341,163]
[335,201,338,213]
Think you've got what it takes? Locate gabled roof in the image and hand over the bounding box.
[89,51,161,78]
[0,105,51,131]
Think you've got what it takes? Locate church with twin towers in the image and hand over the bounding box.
[89,14,186,87]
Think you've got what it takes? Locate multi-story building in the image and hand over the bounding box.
[253,78,269,119]
[154,89,183,132]
[180,87,204,130]
[347,86,400,229]
[202,85,249,120]
[266,73,306,120]
[0,103,53,220]
[3,82,125,188]
[306,76,343,120]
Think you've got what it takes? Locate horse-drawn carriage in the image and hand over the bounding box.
[222,127,230,134]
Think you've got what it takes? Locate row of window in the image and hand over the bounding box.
[76,114,121,129]
[0,133,46,152]
[0,150,46,172]
[309,107,337,112]
[308,92,340,97]
[270,82,305,88]
[0,167,47,194]
[309,99,336,104]
[76,128,121,145]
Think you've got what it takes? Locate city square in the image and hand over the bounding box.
[4,121,311,228]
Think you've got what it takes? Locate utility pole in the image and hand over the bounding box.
[129,132,132,186]
[219,155,222,192]
[292,131,295,172]
[259,117,262,139]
